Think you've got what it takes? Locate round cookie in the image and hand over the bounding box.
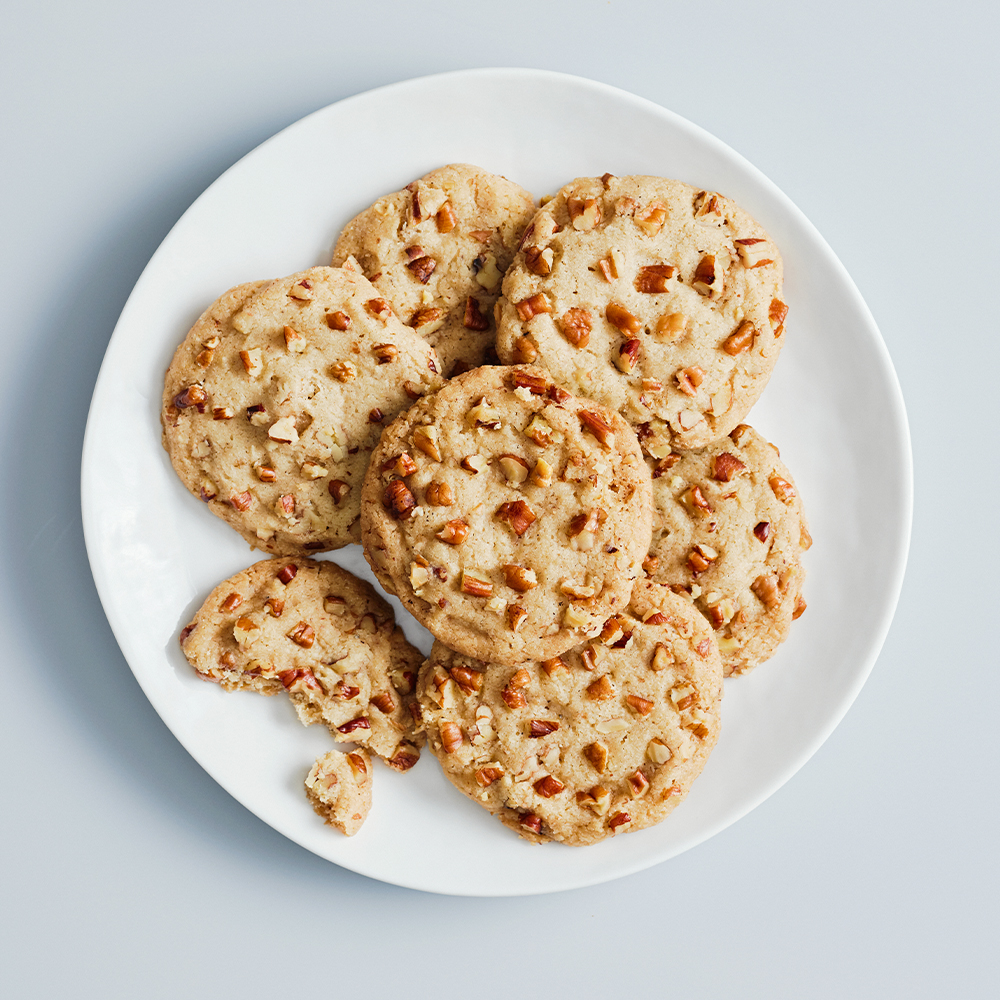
[640,423,810,676]
[332,164,536,377]
[416,587,723,845]
[162,265,443,555]
[360,365,653,666]
[179,557,424,769]
[495,174,787,450]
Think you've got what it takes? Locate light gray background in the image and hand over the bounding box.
[1,1,996,997]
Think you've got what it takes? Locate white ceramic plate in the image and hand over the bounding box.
[82,68,911,896]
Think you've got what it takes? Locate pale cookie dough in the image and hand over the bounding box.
[162,265,442,555]
[495,174,787,450]
[305,749,373,836]
[360,365,653,666]
[179,557,423,769]
[332,164,536,376]
[640,423,810,676]
[416,587,723,845]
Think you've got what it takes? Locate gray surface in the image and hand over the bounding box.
[0,1,996,996]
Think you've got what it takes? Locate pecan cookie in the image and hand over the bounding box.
[416,587,723,845]
[332,164,536,376]
[360,365,653,665]
[495,174,787,450]
[162,265,442,555]
[179,557,423,768]
[305,749,373,836]
[641,423,810,676]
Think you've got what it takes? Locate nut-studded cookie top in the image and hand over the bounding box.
[641,424,809,676]
[360,365,653,666]
[416,586,723,846]
[305,749,373,837]
[495,174,787,450]
[179,557,423,769]
[162,266,442,555]
[332,164,536,377]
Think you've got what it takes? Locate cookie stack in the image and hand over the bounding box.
[163,164,809,845]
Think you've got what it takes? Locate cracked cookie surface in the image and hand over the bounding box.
[641,423,809,676]
[332,164,535,376]
[495,174,786,450]
[179,557,423,768]
[162,265,442,555]
[360,364,653,665]
[416,586,722,845]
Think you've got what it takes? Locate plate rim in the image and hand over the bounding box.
[81,66,913,896]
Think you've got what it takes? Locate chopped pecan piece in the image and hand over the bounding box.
[605,302,641,334]
[369,692,395,714]
[510,336,538,363]
[256,466,276,483]
[656,311,689,342]
[372,343,398,364]
[503,564,538,592]
[382,452,418,477]
[754,520,771,542]
[541,656,569,677]
[635,201,667,236]
[735,237,774,268]
[439,721,463,754]
[365,298,391,320]
[411,424,441,462]
[722,320,756,355]
[524,245,553,275]
[675,366,705,396]
[769,475,796,504]
[608,811,631,831]
[449,665,483,694]
[586,675,615,701]
[769,298,789,333]
[436,519,469,545]
[712,452,746,481]
[383,479,417,519]
[533,775,565,797]
[424,481,454,506]
[174,384,208,410]
[527,720,559,738]
[626,694,654,716]
[496,500,536,537]
[520,813,542,834]
[515,293,551,322]
[277,564,298,584]
[264,597,284,617]
[463,296,489,330]
[220,592,242,613]
[584,742,609,773]
[793,594,808,620]
[435,201,456,232]
[686,485,713,514]
[627,770,650,798]
[560,307,592,347]
[635,263,675,293]
[616,338,641,373]
[476,765,504,787]
[642,554,659,575]
[460,572,493,597]
[499,454,530,484]
[229,491,253,512]
[578,410,616,448]
[510,369,550,394]
[330,361,356,382]
[568,196,601,230]
[730,423,753,446]
[751,573,781,609]
[212,406,233,420]
[328,480,351,503]
[406,250,436,283]
[287,621,315,649]
[325,310,351,330]
[692,254,721,297]
[687,543,718,576]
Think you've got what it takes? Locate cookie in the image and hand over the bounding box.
[162,265,443,555]
[304,749,372,836]
[332,164,536,376]
[495,174,787,450]
[179,556,424,768]
[416,586,723,845]
[360,365,653,665]
[640,423,810,676]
